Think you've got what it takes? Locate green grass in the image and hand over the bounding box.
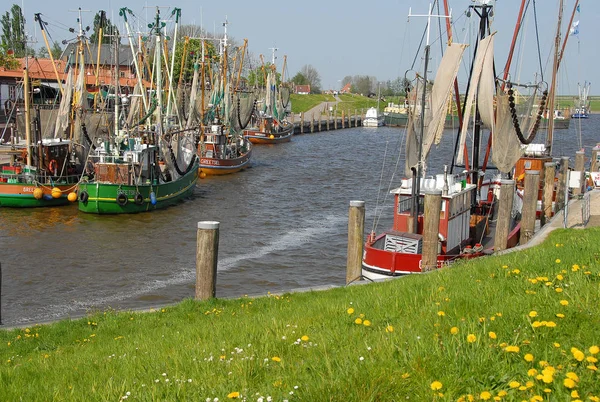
[289,94,335,114]
[1,228,600,401]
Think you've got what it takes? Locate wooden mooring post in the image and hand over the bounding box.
[300,113,304,134]
[195,221,220,300]
[521,170,540,244]
[574,150,585,196]
[310,115,314,133]
[494,179,515,252]
[346,200,365,285]
[422,190,442,271]
[334,110,338,130]
[556,156,569,211]
[326,116,330,131]
[541,162,556,226]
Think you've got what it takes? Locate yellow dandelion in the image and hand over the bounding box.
[555,287,563,293]
[505,345,520,353]
[532,321,542,328]
[528,368,538,376]
[363,320,371,327]
[271,356,281,362]
[556,313,565,318]
[354,318,363,325]
[512,269,521,274]
[545,321,556,327]
[542,375,553,384]
[497,390,507,397]
[430,381,443,391]
[571,264,580,271]
[529,311,538,318]
[587,365,598,371]
[508,381,520,389]
[566,372,579,382]
[536,374,544,381]
[401,372,410,379]
[301,335,309,342]
[571,348,585,361]
[532,395,544,401]
[347,307,354,315]
[563,378,576,389]
[227,391,240,399]
[555,259,561,263]
[556,274,564,280]
[450,327,459,335]
[590,345,600,355]
[467,334,477,343]
[571,390,580,398]
[524,353,534,362]
[479,391,491,400]
[590,397,600,402]
[518,386,527,391]
[437,311,446,317]
[488,332,497,340]
[385,325,394,333]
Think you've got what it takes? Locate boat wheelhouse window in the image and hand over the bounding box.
[397,195,423,215]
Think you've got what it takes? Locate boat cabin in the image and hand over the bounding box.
[92,137,157,185]
[391,176,476,255]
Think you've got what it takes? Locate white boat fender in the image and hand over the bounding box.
[134,192,144,205]
[438,233,446,243]
[116,192,128,206]
[79,191,89,203]
[150,191,157,205]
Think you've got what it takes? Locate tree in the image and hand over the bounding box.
[51,41,62,59]
[291,72,308,86]
[89,11,120,45]
[0,46,18,69]
[171,37,217,84]
[1,4,26,57]
[299,64,321,93]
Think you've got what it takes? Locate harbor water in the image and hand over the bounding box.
[1,117,598,326]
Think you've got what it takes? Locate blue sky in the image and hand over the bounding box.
[11,0,595,95]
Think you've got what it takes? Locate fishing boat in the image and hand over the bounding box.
[571,81,590,118]
[197,24,254,176]
[244,54,294,144]
[363,1,526,279]
[78,7,198,214]
[0,61,79,208]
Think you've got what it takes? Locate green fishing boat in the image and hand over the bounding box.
[78,7,199,214]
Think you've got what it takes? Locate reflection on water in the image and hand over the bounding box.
[1,116,599,325]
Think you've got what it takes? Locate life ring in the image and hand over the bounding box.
[48,159,58,175]
[134,192,144,205]
[116,192,128,206]
[79,190,89,203]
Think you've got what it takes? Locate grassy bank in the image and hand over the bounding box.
[1,228,599,400]
[289,94,335,114]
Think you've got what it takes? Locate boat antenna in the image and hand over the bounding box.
[408,3,451,234]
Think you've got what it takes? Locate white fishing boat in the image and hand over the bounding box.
[363,107,384,127]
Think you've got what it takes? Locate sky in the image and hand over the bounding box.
[7,0,598,95]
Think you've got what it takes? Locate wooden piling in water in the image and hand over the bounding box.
[556,156,569,211]
[521,170,540,244]
[422,189,442,272]
[346,200,365,285]
[494,179,515,252]
[334,110,338,130]
[574,150,585,195]
[195,221,220,300]
[300,112,304,134]
[541,162,556,226]
[310,115,314,133]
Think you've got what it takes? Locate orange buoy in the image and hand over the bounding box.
[199,171,207,179]
[67,192,78,202]
[269,134,275,139]
[33,188,43,199]
[51,187,62,199]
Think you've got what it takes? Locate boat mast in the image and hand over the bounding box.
[23,58,32,167]
[408,4,451,234]
[546,0,563,155]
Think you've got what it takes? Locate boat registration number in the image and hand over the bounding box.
[201,158,221,166]
[22,187,36,193]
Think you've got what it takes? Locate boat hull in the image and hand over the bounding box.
[78,162,198,214]
[362,233,456,280]
[199,149,252,176]
[0,182,75,207]
[244,127,293,144]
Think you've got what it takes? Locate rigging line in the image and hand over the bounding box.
[532,0,544,82]
[372,140,389,234]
